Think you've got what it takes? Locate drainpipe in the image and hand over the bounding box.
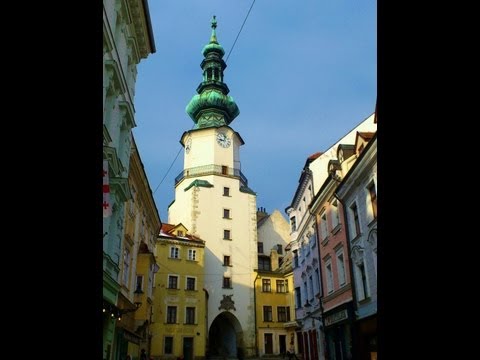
[253,273,260,357]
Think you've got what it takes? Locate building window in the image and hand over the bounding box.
[278,257,284,268]
[331,199,340,229]
[277,306,291,322]
[170,246,180,259]
[357,262,369,300]
[258,242,264,253]
[223,229,231,240]
[295,287,301,308]
[164,337,173,354]
[222,165,228,175]
[314,268,320,297]
[336,250,346,286]
[325,260,334,294]
[290,216,297,232]
[186,307,195,324]
[186,277,196,291]
[223,255,231,266]
[263,306,273,322]
[258,256,271,271]
[320,211,328,240]
[135,275,143,293]
[368,182,377,219]
[350,202,361,237]
[167,306,177,324]
[262,279,271,292]
[188,249,197,261]
[223,187,230,196]
[309,276,314,302]
[277,244,283,254]
[177,230,184,237]
[123,247,131,286]
[223,277,232,288]
[223,208,231,219]
[168,275,178,289]
[293,250,299,268]
[276,280,288,293]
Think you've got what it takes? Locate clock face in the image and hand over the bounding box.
[185,137,192,153]
[216,133,231,148]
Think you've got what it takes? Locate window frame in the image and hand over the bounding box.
[263,305,273,322]
[262,279,272,292]
[186,276,196,291]
[166,306,177,324]
[168,274,179,290]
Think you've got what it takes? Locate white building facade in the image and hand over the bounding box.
[286,113,376,360]
[168,17,258,358]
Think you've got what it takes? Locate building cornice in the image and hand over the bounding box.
[335,133,377,200]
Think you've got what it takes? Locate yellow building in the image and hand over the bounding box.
[255,209,297,357]
[151,223,207,360]
[114,136,162,360]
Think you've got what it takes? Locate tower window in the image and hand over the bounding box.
[223,187,230,196]
[223,277,232,288]
[223,229,231,240]
[223,256,231,266]
[223,209,231,219]
[222,166,228,175]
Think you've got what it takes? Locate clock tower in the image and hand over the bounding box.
[168,16,258,358]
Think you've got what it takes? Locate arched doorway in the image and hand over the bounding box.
[208,312,243,359]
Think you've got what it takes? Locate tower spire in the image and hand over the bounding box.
[210,15,218,44]
[185,17,240,129]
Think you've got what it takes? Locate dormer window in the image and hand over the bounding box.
[177,230,184,237]
[338,149,344,163]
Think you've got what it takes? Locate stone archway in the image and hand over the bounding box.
[208,312,243,359]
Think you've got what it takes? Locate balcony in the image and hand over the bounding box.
[175,164,248,186]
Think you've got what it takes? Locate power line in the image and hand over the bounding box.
[226,0,257,63]
[151,1,256,195]
[153,146,182,194]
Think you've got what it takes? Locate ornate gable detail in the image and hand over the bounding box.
[218,295,236,311]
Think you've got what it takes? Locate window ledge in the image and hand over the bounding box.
[223,217,232,220]
[358,297,371,305]
[368,218,377,227]
[185,289,198,292]
[223,238,232,241]
[168,257,181,261]
[186,259,198,262]
[321,237,329,247]
[331,224,342,235]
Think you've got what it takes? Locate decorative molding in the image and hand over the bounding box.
[119,100,136,129]
[218,295,236,311]
[105,59,127,96]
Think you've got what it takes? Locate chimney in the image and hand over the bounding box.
[256,207,268,223]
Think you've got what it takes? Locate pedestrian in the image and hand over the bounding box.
[140,349,147,360]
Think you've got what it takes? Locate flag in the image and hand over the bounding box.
[103,160,112,217]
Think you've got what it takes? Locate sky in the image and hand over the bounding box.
[133,0,376,222]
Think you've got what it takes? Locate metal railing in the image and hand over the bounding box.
[175,164,248,186]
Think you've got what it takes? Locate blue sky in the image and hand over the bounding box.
[133,0,376,221]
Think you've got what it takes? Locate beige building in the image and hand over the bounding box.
[151,224,206,360]
[255,209,296,357]
[116,136,162,360]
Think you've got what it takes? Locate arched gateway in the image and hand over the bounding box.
[208,312,243,359]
